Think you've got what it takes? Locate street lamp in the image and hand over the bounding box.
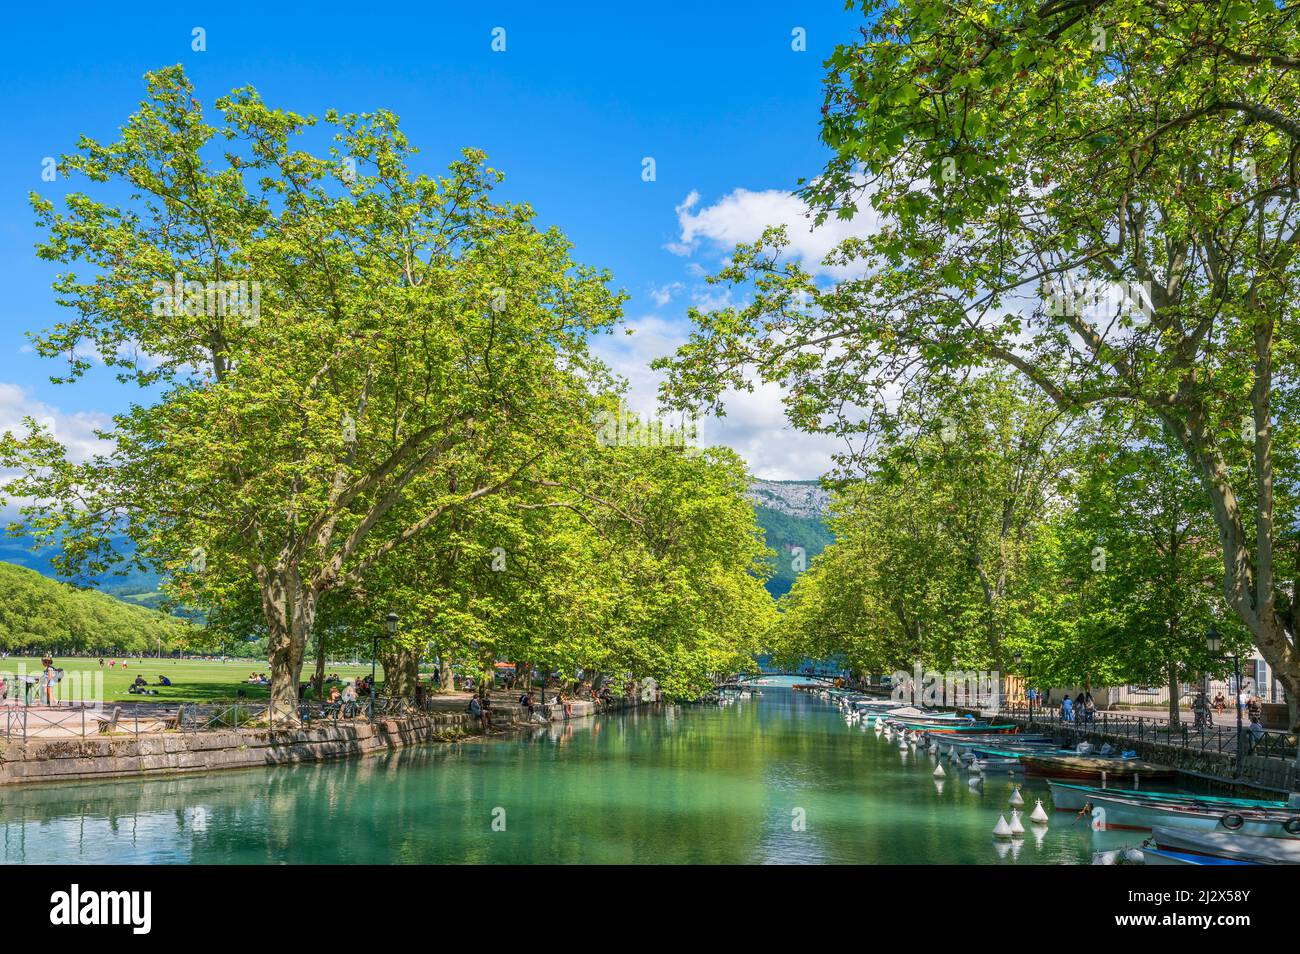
[370,612,398,716]
[1013,651,1033,721]
[1206,625,1243,778]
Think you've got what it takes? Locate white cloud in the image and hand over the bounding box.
[668,188,880,277]
[647,281,684,308]
[590,317,840,481]
[0,383,113,464]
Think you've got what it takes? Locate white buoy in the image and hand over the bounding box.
[1009,786,1025,808]
[933,762,946,778]
[1009,809,1026,836]
[993,815,1014,839]
[1122,847,1144,864]
[1030,799,1049,824]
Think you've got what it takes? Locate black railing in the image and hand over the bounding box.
[993,703,1298,789]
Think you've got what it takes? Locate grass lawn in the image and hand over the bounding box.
[0,656,382,705]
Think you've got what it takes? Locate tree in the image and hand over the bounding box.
[658,1,1300,725]
[2,66,624,717]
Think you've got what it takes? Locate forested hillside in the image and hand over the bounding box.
[749,480,833,598]
[0,533,165,608]
[0,561,193,655]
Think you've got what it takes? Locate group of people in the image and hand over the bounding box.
[1059,691,1097,723]
[127,673,172,695]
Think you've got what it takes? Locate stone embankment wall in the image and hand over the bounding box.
[0,694,651,786]
[0,713,477,786]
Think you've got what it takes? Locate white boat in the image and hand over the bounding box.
[1050,783,1300,837]
[1151,825,1300,865]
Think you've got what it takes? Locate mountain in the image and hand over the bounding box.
[0,533,167,609]
[0,560,190,654]
[746,478,831,519]
[748,479,833,599]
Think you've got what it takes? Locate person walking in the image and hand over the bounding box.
[1062,694,1074,723]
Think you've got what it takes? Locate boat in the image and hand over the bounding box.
[1142,847,1258,866]
[1048,781,1288,813]
[890,719,1019,734]
[1150,826,1300,865]
[1050,785,1300,837]
[1019,753,1177,782]
[969,756,1025,774]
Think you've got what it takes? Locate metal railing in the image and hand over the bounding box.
[2,692,474,742]
[1,703,166,741]
[993,703,1298,789]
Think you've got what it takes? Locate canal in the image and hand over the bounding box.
[0,686,1144,864]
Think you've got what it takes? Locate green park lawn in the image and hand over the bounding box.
[1,656,381,705]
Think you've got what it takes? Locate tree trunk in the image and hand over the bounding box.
[438,654,454,692]
[313,629,328,697]
[378,643,421,698]
[1167,659,1180,725]
[261,566,317,724]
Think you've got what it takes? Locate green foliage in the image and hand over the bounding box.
[0,67,772,705]
[658,2,1300,715]
[0,561,194,655]
[753,504,833,597]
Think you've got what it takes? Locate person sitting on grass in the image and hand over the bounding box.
[157,675,171,687]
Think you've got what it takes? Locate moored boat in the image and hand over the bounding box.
[1019,753,1176,782]
[1142,847,1258,866]
[1049,781,1288,813]
[1150,825,1300,864]
[892,720,1019,734]
[1051,785,1300,837]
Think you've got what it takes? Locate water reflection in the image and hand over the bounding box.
[0,690,1142,864]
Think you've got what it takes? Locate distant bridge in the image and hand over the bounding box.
[721,672,841,686]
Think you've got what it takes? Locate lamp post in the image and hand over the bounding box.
[1014,652,1033,722]
[1206,625,1243,778]
[371,612,398,717]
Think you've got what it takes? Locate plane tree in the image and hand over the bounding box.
[657,0,1300,725]
[1,66,624,717]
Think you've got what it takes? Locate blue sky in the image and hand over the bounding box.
[0,2,862,478]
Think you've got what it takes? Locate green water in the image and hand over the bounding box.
[0,688,1142,864]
